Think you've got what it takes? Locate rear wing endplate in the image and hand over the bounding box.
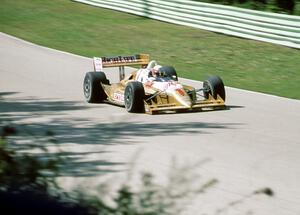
[93,54,150,80]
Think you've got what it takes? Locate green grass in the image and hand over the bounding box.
[0,0,299,99]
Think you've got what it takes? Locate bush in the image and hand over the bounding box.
[0,124,274,215]
[276,0,295,13]
[193,0,298,14]
[0,125,95,214]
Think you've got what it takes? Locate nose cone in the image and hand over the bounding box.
[172,88,192,108]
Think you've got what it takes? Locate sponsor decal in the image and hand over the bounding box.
[144,81,154,87]
[93,57,103,72]
[101,55,138,64]
[176,88,185,96]
[113,92,124,102]
[153,81,183,92]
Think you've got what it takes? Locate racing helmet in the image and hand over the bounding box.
[151,65,162,77]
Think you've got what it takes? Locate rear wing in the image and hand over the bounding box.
[93,54,150,81]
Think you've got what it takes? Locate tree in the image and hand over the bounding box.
[276,0,295,13]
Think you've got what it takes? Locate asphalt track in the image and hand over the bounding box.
[1,32,300,215]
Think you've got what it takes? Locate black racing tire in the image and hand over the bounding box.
[203,75,226,101]
[159,66,178,81]
[124,81,145,113]
[83,72,108,103]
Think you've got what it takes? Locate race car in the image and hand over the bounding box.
[83,54,226,114]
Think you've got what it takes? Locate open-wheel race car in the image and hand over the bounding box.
[83,54,226,114]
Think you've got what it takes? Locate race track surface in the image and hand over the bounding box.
[1,32,300,215]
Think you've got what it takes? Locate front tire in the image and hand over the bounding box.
[83,72,108,103]
[124,81,145,113]
[203,75,226,101]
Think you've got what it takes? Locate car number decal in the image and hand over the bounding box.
[113,92,124,102]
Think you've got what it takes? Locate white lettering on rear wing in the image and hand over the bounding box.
[93,54,150,81]
[93,54,150,72]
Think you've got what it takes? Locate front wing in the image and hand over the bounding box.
[144,94,225,114]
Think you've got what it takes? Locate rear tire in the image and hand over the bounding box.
[83,72,108,103]
[124,81,145,113]
[203,75,226,101]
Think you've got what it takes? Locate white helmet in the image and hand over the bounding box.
[153,65,162,71]
[151,65,162,77]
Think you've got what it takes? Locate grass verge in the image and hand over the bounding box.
[0,0,299,99]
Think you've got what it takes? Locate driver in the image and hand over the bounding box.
[148,65,162,79]
[136,64,162,83]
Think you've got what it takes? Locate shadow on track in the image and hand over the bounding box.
[0,92,240,177]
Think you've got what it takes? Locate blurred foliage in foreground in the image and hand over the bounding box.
[0,125,92,214]
[0,124,273,214]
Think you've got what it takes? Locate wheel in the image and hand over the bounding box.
[124,81,145,113]
[203,75,226,101]
[83,72,108,103]
[159,66,178,81]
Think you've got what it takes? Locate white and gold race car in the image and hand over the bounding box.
[83,54,226,114]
